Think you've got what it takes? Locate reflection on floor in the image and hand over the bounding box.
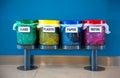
[0,65,120,78]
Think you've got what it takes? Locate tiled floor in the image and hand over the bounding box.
[0,65,120,78]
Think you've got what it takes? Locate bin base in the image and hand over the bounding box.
[17,66,38,71]
[84,66,105,71]
[85,45,104,50]
[17,44,36,49]
[62,45,80,50]
[40,45,59,49]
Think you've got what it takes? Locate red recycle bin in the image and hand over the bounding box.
[83,20,110,49]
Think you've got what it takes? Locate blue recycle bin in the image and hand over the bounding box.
[60,20,82,49]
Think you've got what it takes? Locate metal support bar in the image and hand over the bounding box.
[30,55,34,66]
[24,49,30,70]
[17,49,37,71]
[91,49,98,71]
[84,49,105,71]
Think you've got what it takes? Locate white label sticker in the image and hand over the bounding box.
[43,27,55,32]
[18,27,30,32]
[65,27,78,33]
[89,26,102,33]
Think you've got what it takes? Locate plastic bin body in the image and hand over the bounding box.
[37,20,60,46]
[60,20,82,49]
[83,20,106,46]
[13,20,37,45]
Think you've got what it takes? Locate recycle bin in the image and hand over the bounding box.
[37,20,60,49]
[83,20,111,71]
[83,20,110,49]
[60,20,82,49]
[13,20,37,45]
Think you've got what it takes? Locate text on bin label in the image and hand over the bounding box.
[43,27,55,32]
[65,27,78,33]
[18,27,30,32]
[89,26,102,33]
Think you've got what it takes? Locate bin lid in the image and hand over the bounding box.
[16,20,37,24]
[13,20,37,30]
[83,20,111,34]
[83,20,106,24]
[38,20,60,25]
[60,20,82,24]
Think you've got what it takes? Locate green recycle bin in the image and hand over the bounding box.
[13,20,37,45]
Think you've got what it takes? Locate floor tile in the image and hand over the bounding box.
[1,65,120,78]
[35,65,120,78]
[0,65,39,78]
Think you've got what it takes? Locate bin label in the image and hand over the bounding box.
[89,26,102,33]
[66,27,78,33]
[18,27,30,32]
[43,27,55,32]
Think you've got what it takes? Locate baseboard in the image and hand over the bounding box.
[0,56,120,66]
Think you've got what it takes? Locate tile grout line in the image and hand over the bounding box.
[33,70,39,78]
[33,65,40,78]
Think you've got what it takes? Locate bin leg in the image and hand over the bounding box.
[24,49,30,70]
[84,49,105,71]
[91,49,98,71]
[17,49,37,71]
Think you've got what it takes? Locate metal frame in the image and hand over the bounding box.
[16,44,106,71]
